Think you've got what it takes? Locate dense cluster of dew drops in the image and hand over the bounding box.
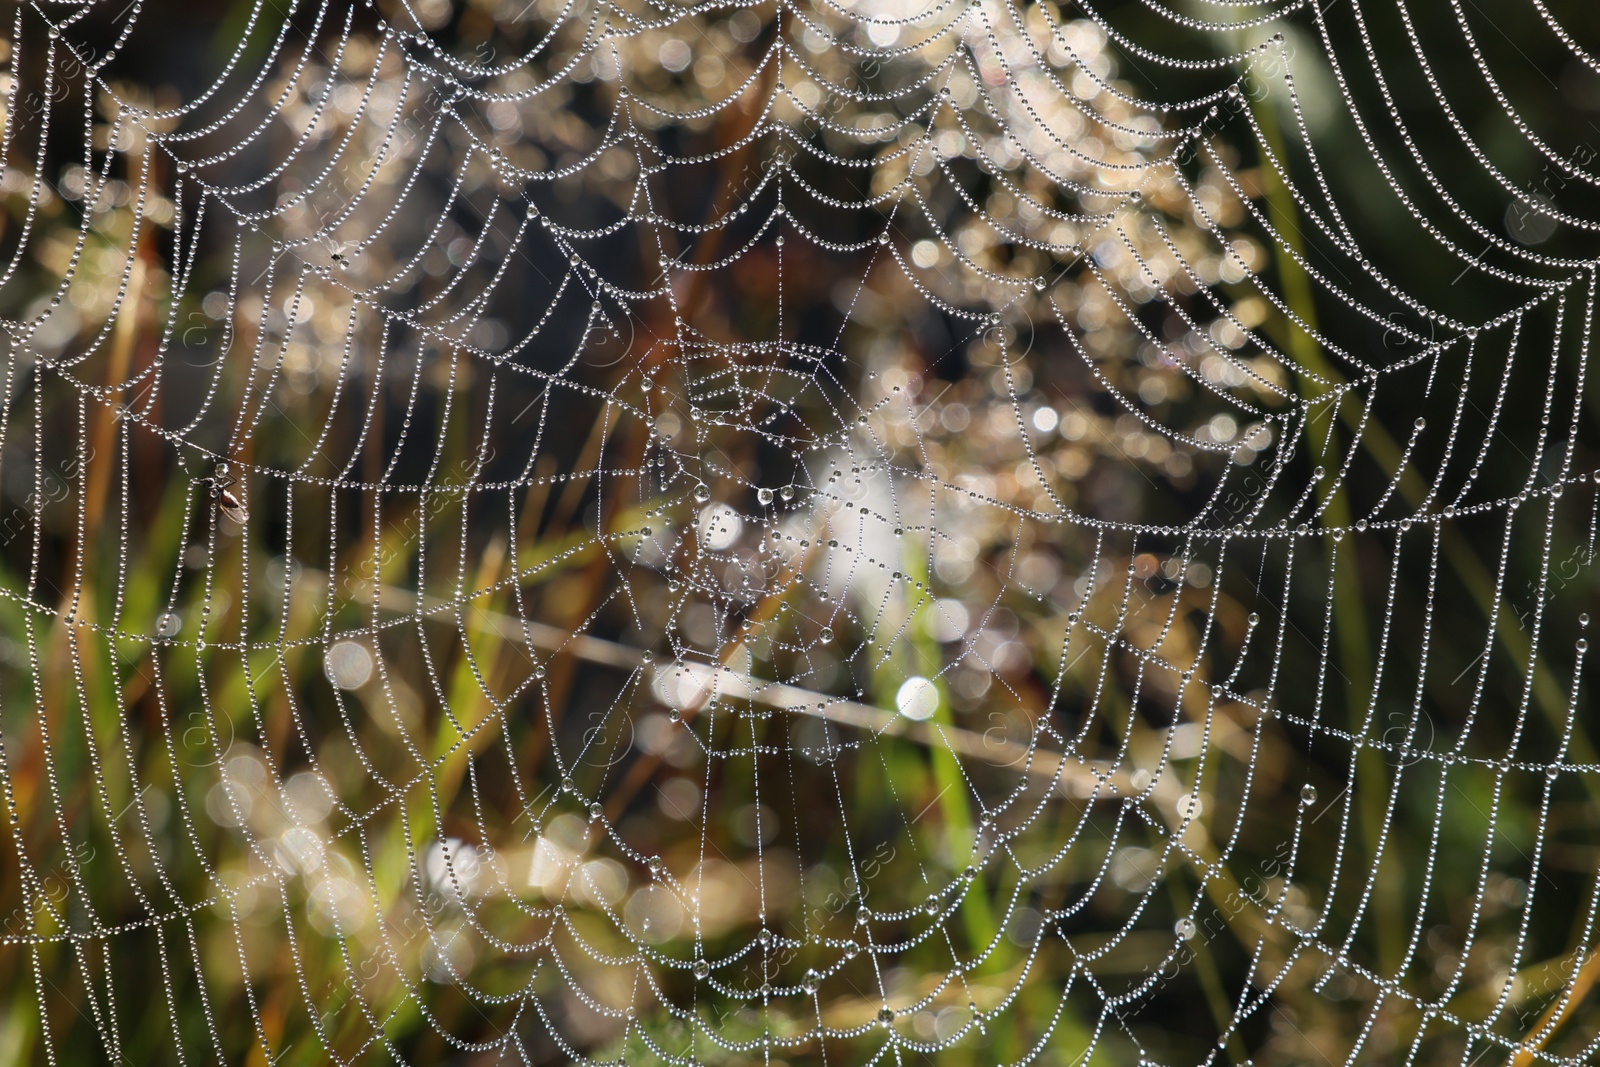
[1,0,1600,1064]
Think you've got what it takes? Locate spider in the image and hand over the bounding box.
[200,467,248,524]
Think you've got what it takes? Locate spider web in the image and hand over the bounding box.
[1,0,1599,1064]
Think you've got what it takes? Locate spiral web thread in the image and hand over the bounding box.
[1,0,1599,1064]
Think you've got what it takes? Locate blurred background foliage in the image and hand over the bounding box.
[1,1,1600,1064]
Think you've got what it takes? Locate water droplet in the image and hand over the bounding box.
[1175,917,1196,939]
[843,939,859,958]
[693,484,711,504]
[692,959,710,979]
[561,776,575,793]
[878,1006,895,1024]
[925,894,939,915]
[757,487,773,505]
[780,486,795,501]
[802,969,820,993]
[1300,783,1318,806]
[819,626,834,645]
